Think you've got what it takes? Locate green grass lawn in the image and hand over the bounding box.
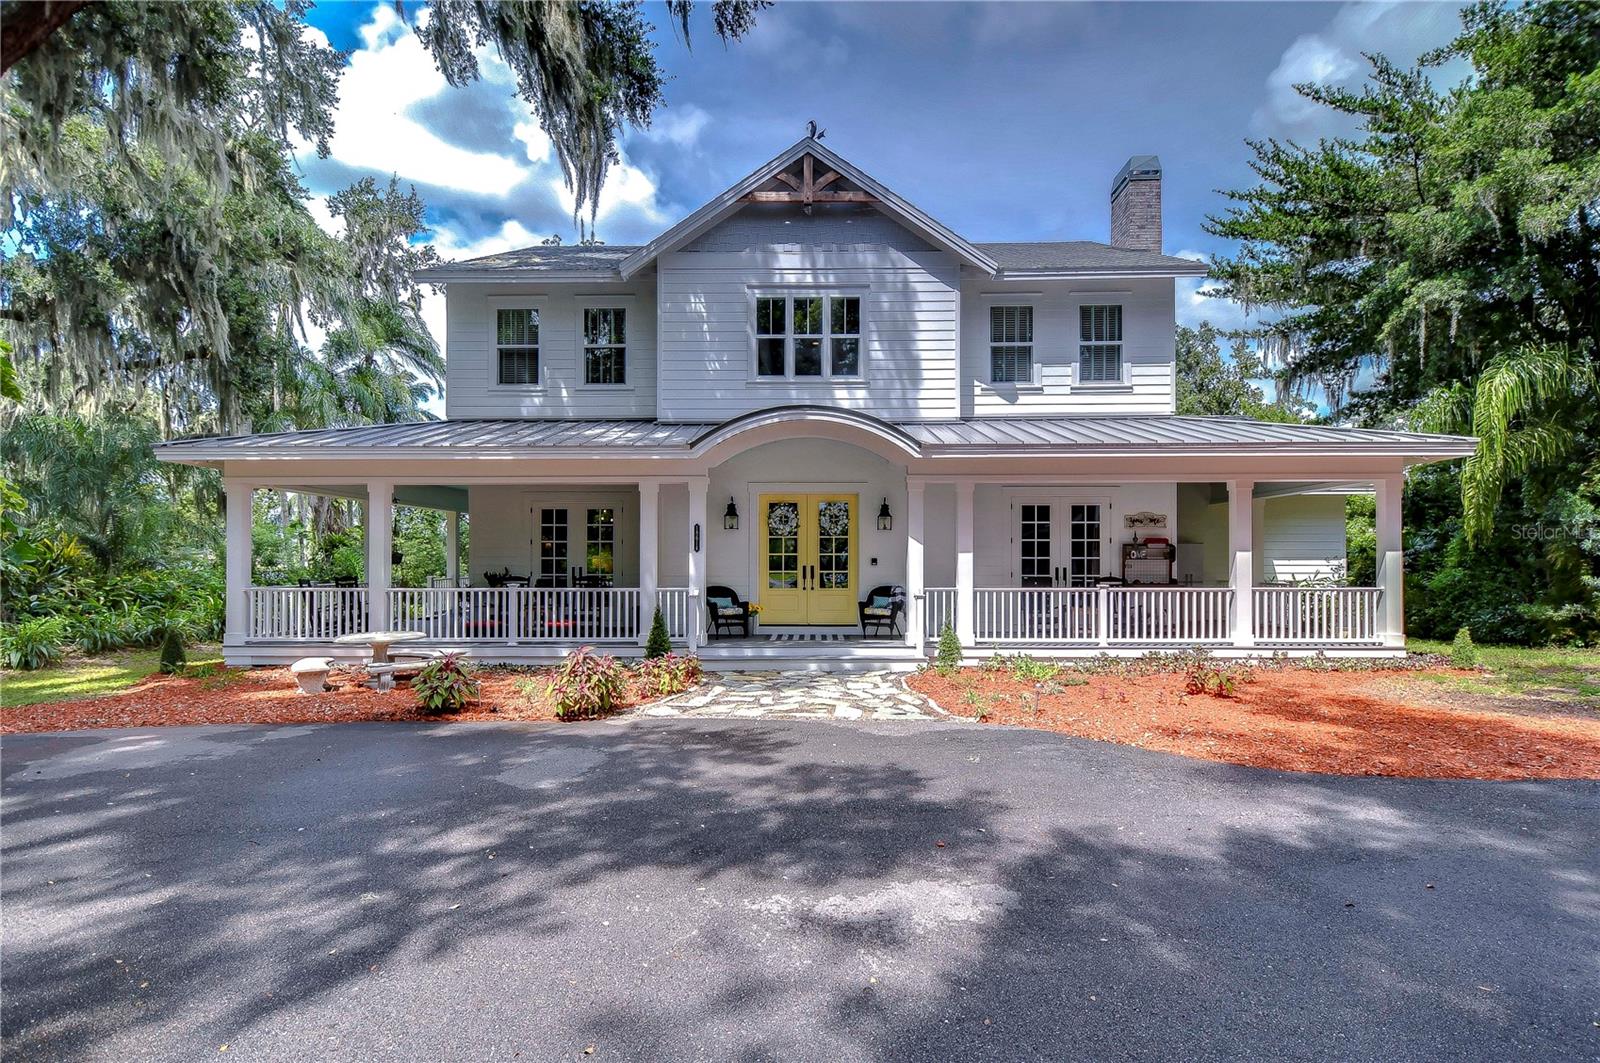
[0,644,223,709]
[1407,639,1600,704]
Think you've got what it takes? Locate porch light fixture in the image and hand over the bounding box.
[723,497,739,530]
[876,497,893,531]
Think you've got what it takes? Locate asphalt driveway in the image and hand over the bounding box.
[2,719,1596,1061]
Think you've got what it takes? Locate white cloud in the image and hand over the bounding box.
[299,4,527,196]
[1251,2,1464,138]
[639,104,710,149]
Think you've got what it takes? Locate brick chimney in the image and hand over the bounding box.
[1110,155,1162,252]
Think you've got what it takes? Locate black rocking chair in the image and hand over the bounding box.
[706,585,752,639]
[859,584,906,638]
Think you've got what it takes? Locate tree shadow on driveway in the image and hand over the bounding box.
[2,720,1596,1060]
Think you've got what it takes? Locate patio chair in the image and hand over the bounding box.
[859,585,906,638]
[706,585,751,639]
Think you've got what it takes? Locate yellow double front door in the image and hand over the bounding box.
[757,493,858,625]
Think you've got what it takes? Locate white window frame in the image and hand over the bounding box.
[488,297,546,391]
[747,288,868,383]
[575,298,633,390]
[988,304,1035,385]
[1075,302,1131,388]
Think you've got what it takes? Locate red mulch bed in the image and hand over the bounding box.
[0,666,654,734]
[907,667,1600,781]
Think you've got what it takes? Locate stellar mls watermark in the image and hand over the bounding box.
[1511,523,1565,542]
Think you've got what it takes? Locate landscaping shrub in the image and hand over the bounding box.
[546,646,627,719]
[1001,654,1057,682]
[158,627,186,675]
[413,652,479,715]
[635,652,702,697]
[1183,652,1246,697]
[1450,627,1478,668]
[2,615,68,670]
[935,623,962,672]
[645,607,672,658]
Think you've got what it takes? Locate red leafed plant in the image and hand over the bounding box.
[413,652,479,714]
[634,652,703,698]
[545,646,628,719]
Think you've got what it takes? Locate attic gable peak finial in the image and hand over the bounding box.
[806,119,826,141]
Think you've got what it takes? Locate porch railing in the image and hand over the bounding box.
[969,586,1234,645]
[246,586,369,641]
[388,587,642,643]
[923,588,957,640]
[1253,587,1381,644]
[655,587,693,640]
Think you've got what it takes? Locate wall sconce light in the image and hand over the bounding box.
[723,497,739,530]
[877,497,893,531]
[693,523,702,553]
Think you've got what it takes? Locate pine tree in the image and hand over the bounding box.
[645,608,672,659]
[935,623,962,672]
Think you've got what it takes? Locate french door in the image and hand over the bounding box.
[758,493,858,625]
[533,504,620,586]
[1015,499,1106,587]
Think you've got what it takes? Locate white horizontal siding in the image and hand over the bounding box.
[444,281,657,420]
[655,248,961,422]
[1261,495,1348,583]
[960,275,1175,416]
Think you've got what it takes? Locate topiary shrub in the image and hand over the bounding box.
[935,622,962,673]
[635,652,702,697]
[546,646,627,719]
[158,626,186,675]
[645,607,671,658]
[413,652,479,714]
[1450,626,1478,668]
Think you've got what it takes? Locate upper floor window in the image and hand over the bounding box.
[1079,305,1123,383]
[583,307,626,385]
[754,294,863,380]
[497,307,539,385]
[990,305,1033,384]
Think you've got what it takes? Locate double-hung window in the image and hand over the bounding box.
[1079,305,1123,384]
[753,294,864,380]
[496,307,540,385]
[990,305,1033,384]
[583,307,626,385]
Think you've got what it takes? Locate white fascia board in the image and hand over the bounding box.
[414,270,625,283]
[619,137,999,280]
[995,266,1210,280]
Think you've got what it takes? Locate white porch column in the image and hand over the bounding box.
[1227,479,1255,647]
[637,480,660,646]
[955,480,975,646]
[444,511,461,586]
[904,480,926,649]
[686,477,708,651]
[223,480,254,647]
[1376,473,1405,648]
[366,480,394,631]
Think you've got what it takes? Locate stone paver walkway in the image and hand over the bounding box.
[638,670,944,721]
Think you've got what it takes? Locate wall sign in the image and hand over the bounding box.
[1123,511,1167,530]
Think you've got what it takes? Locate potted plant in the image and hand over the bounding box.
[747,601,763,633]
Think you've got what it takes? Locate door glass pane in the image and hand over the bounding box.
[1069,504,1101,587]
[1020,504,1051,584]
[540,508,568,585]
[585,508,614,576]
[766,501,799,588]
[816,500,851,589]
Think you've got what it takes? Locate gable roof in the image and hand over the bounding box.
[416,244,636,282]
[616,137,1000,279]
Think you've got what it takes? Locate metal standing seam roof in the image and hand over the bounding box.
[152,415,1477,460]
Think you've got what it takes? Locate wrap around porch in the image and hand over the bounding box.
[223,471,1407,666]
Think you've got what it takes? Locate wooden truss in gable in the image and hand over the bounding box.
[741,153,878,205]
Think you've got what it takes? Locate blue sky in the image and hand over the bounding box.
[296,0,1469,349]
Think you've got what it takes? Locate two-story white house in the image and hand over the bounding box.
[156,137,1475,667]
